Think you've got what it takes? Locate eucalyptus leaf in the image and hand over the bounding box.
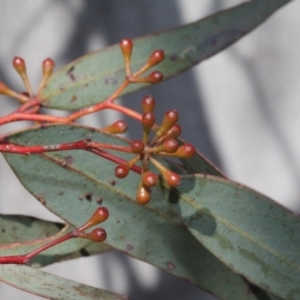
[0,214,62,244]
[40,0,291,110]
[3,124,280,299]
[0,265,127,300]
[162,175,300,300]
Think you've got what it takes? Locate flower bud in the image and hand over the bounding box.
[155,124,181,145]
[172,144,196,158]
[130,140,145,154]
[149,157,181,187]
[0,82,16,97]
[136,185,151,205]
[152,110,179,143]
[78,207,109,232]
[103,120,128,134]
[142,171,158,188]
[147,50,164,67]
[142,95,156,113]
[78,228,107,243]
[90,228,107,242]
[12,57,32,95]
[161,139,179,153]
[42,58,55,77]
[164,171,181,187]
[144,71,163,84]
[142,112,155,133]
[13,57,26,74]
[120,39,133,60]
[115,165,130,178]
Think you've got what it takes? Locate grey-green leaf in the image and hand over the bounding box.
[0,265,127,300]
[3,124,281,299]
[0,214,62,244]
[163,175,300,300]
[40,0,291,110]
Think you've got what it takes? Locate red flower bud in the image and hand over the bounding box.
[162,139,179,153]
[42,58,55,77]
[142,171,158,188]
[120,39,133,61]
[147,50,165,67]
[136,185,151,205]
[115,165,130,178]
[130,140,145,154]
[142,95,156,113]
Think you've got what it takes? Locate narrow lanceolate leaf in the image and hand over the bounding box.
[0,215,110,268]
[40,0,291,110]
[0,265,127,300]
[162,175,300,300]
[0,215,62,244]
[3,124,281,299]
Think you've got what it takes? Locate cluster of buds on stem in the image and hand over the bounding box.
[120,38,164,84]
[0,207,109,265]
[114,95,196,205]
[0,37,196,257]
[0,56,55,103]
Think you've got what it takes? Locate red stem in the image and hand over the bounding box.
[0,140,131,155]
[0,140,142,174]
[67,80,130,122]
[107,102,142,122]
[17,98,41,113]
[0,231,74,265]
[0,140,132,154]
[0,140,87,154]
[0,112,68,126]
[91,148,142,174]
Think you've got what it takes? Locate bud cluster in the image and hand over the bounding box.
[0,56,55,103]
[75,207,109,242]
[114,95,196,205]
[0,207,109,265]
[0,37,197,257]
[120,38,164,84]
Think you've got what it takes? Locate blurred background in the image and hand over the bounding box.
[0,0,299,299]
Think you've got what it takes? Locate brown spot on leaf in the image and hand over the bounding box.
[291,211,298,218]
[62,155,73,167]
[67,66,76,81]
[36,196,46,205]
[85,192,93,201]
[58,191,64,196]
[166,261,176,271]
[104,76,118,85]
[126,244,134,251]
[71,95,77,103]
[69,73,76,81]
[67,66,75,74]
[96,197,103,204]
[170,54,178,61]
[109,179,116,186]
